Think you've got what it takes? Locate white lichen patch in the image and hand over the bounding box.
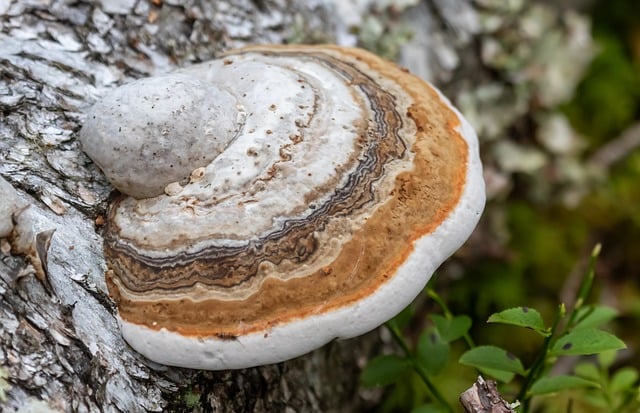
[0,177,26,239]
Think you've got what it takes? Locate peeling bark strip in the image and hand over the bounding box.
[460,376,517,413]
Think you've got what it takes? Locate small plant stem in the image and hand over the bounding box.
[567,243,601,328]
[427,288,476,349]
[386,321,412,355]
[516,304,565,411]
[426,288,454,318]
[413,363,452,412]
[385,322,453,412]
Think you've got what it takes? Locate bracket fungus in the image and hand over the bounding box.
[79,44,485,370]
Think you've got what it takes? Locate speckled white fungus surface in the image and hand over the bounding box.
[80,45,485,370]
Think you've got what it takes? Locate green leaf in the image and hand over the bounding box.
[431,314,472,342]
[459,346,526,376]
[488,307,550,336]
[477,368,515,383]
[572,305,618,331]
[597,349,618,368]
[360,354,412,387]
[584,391,609,408]
[574,362,601,381]
[529,375,599,395]
[418,328,450,375]
[550,329,626,356]
[610,367,639,393]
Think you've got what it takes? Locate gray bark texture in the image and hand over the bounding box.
[0,0,596,412]
[0,1,381,412]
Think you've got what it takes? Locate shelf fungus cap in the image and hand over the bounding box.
[79,44,485,370]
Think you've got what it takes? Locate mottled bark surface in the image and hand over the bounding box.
[0,2,379,412]
[0,0,597,412]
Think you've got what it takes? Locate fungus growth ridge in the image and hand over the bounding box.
[80,44,485,370]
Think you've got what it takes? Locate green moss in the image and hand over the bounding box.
[163,385,203,412]
[183,390,201,408]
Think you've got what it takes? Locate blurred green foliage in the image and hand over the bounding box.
[564,35,640,140]
[465,0,640,368]
[362,0,640,411]
[565,0,640,142]
[362,249,638,413]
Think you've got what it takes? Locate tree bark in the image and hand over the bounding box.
[0,2,381,412]
[0,0,595,412]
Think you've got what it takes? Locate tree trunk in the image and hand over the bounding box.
[0,0,595,412]
[0,1,385,411]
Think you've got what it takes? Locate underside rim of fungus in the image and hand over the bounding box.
[79,44,485,370]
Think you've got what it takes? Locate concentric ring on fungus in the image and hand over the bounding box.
[79,44,485,370]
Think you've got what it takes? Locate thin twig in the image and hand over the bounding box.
[588,122,640,169]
